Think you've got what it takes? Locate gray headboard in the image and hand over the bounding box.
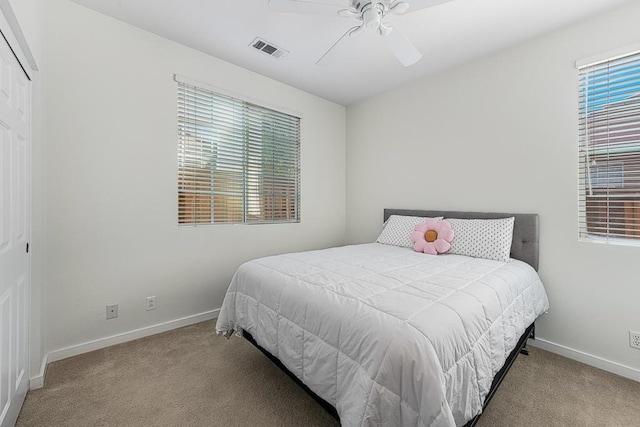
[384,209,540,271]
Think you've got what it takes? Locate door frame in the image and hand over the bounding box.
[0,1,37,426]
[0,1,38,80]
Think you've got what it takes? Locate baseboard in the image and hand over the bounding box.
[528,338,640,382]
[29,353,48,390]
[46,309,219,365]
[35,314,637,391]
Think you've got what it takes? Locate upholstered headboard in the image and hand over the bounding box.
[383,209,540,271]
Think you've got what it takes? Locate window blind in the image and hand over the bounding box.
[578,50,640,242]
[177,79,300,225]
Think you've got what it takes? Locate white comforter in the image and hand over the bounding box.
[216,243,549,426]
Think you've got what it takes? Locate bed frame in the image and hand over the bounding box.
[245,209,540,426]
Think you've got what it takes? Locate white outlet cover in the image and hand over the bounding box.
[106,303,118,319]
[630,331,640,349]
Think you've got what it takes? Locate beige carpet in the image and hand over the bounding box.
[17,321,640,426]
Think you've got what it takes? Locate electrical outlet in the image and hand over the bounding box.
[106,303,118,320]
[146,296,156,311]
[630,331,640,349]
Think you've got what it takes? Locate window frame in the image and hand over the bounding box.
[577,47,640,245]
[175,75,301,226]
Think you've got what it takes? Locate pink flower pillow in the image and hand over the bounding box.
[410,218,455,255]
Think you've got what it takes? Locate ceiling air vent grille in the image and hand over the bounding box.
[250,38,288,59]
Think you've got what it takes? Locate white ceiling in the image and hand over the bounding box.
[69,0,633,105]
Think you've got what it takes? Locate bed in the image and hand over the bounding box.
[216,209,549,426]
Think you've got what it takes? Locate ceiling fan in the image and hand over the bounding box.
[268,0,453,67]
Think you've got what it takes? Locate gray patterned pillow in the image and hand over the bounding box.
[377,215,443,248]
[447,217,515,262]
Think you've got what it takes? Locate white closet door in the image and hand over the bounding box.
[0,23,31,427]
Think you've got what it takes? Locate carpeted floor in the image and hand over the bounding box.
[17,320,640,426]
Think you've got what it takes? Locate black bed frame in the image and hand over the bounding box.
[463,322,535,427]
[243,209,541,426]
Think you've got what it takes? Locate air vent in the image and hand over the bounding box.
[250,38,288,59]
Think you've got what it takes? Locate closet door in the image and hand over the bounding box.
[0,24,31,427]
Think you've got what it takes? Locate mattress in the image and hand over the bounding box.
[216,243,549,426]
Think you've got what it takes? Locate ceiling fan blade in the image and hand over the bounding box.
[316,26,361,66]
[268,0,350,17]
[394,0,453,14]
[380,23,422,66]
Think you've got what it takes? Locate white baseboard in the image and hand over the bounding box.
[45,309,219,367]
[29,353,48,390]
[33,314,637,391]
[528,338,640,382]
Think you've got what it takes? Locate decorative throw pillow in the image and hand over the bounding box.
[410,218,454,255]
[377,215,443,248]
[447,217,515,262]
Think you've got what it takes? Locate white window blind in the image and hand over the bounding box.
[578,50,640,242]
[177,79,300,225]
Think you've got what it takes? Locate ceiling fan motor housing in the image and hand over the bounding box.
[355,1,391,30]
[363,6,383,28]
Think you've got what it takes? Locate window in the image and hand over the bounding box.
[176,77,300,225]
[578,50,640,243]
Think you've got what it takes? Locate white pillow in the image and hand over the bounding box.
[377,215,443,248]
[447,217,515,262]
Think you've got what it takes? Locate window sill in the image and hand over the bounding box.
[578,235,640,248]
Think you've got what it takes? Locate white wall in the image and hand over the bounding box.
[346,2,640,374]
[41,0,346,353]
